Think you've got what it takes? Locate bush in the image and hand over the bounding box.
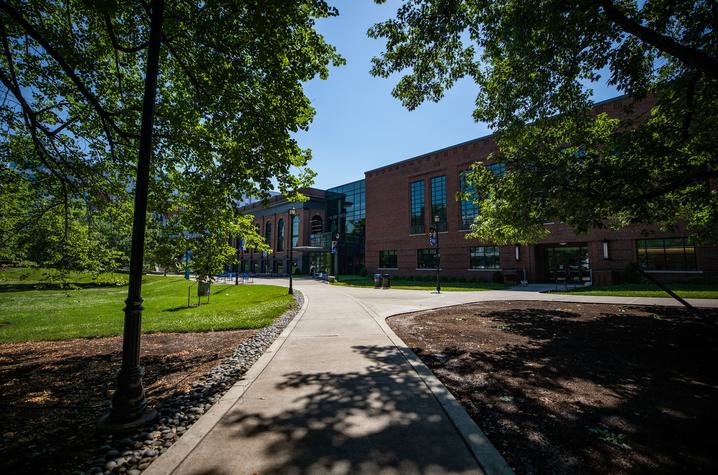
[621,264,644,284]
[359,266,368,277]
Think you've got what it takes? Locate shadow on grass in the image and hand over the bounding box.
[197,345,480,474]
[409,305,718,474]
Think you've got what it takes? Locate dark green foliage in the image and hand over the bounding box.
[371,0,718,243]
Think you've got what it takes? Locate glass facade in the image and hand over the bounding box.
[265,222,272,248]
[276,219,284,251]
[410,180,425,234]
[637,237,696,271]
[417,248,438,269]
[459,171,479,230]
[326,179,366,274]
[469,246,500,269]
[292,216,300,247]
[379,250,397,268]
[431,176,447,232]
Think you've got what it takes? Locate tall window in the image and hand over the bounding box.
[459,171,479,230]
[276,219,285,251]
[417,248,438,269]
[410,180,425,234]
[265,222,272,248]
[431,176,447,231]
[292,216,301,247]
[637,238,696,271]
[470,246,500,269]
[311,215,323,234]
[379,250,397,268]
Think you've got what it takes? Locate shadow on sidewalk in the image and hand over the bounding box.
[211,344,478,474]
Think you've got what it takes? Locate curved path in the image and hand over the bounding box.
[146,279,717,475]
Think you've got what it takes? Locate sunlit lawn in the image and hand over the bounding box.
[332,274,508,291]
[0,269,294,342]
[554,282,718,299]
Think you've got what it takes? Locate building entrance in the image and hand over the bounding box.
[544,244,590,284]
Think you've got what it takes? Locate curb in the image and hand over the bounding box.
[352,296,515,475]
[143,292,310,475]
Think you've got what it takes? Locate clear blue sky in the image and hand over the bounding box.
[296,0,620,190]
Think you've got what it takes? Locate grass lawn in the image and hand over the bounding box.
[554,282,718,299]
[0,268,294,342]
[332,274,508,291]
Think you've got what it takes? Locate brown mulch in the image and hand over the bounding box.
[0,330,254,474]
[388,301,718,475]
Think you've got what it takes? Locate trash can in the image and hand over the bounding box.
[382,274,391,289]
[198,281,211,296]
[373,273,383,288]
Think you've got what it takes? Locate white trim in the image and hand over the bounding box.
[415,268,442,271]
[468,268,501,272]
[409,233,426,237]
[377,267,399,271]
[645,270,703,274]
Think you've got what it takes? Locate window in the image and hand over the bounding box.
[459,171,479,230]
[379,250,397,268]
[487,162,506,176]
[276,219,285,251]
[431,176,447,231]
[265,222,272,248]
[470,246,500,270]
[637,237,697,271]
[311,215,323,234]
[292,216,301,247]
[417,248,438,269]
[410,180,425,234]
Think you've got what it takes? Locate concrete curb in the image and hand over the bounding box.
[144,292,310,475]
[352,296,515,475]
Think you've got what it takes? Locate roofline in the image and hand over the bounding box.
[364,94,632,175]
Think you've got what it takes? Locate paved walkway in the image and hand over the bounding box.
[146,279,718,475]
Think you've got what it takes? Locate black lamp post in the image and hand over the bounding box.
[98,0,163,432]
[288,207,296,295]
[435,215,441,294]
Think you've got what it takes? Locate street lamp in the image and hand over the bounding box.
[434,215,441,293]
[288,207,296,295]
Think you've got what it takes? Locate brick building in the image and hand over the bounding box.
[240,95,718,285]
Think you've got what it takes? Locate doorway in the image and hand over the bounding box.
[544,244,590,284]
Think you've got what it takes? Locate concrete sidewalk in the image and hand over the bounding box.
[146,279,510,475]
[146,279,717,475]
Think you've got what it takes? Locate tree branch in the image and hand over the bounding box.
[596,0,718,79]
[0,1,137,140]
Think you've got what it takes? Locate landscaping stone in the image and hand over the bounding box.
[74,292,303,474]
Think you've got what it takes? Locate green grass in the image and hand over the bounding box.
[0,269,294,342]
[332,274,508,292]
[554,282,718,299]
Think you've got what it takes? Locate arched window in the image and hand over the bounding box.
[265,222,272,248]
[292,216,300,247]
[276,219,285,251]
[311,215,323,235]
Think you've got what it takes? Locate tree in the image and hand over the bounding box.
[370,0,718,243]
[1,0,343,427]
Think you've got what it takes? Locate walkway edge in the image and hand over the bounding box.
[353,297,515,475]
[144,292,310,475]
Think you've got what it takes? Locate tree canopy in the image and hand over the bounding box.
[370,0,717,243]
[1,0,342,269]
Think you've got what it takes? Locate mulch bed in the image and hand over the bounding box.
[388,301,718,474]
[0,330,254,474]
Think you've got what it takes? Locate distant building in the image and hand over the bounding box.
[238,96,717,285]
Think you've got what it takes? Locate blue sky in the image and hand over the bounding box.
[296,0,620,190]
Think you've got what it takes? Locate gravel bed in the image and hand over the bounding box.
[75,291,303,475]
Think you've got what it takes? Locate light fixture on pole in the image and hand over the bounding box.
[288,207,296,295]
[434,215,441,293]
[602,239,609,260]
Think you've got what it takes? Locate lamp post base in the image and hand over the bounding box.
[97,407,158,434]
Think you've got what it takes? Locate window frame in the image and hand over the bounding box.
[409,179,425,234]
[636,237,697,271]
[469,246,501,270]
[379,250,398,269]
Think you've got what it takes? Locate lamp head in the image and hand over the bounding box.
[289,207,296,216]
